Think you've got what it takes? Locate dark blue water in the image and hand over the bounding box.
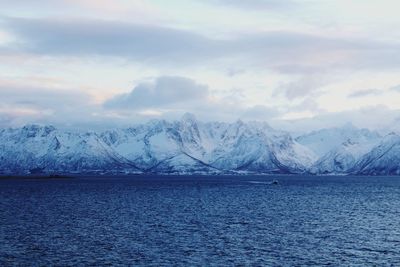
[1,175,400,266]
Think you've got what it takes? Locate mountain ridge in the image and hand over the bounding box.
[1,114,398,175]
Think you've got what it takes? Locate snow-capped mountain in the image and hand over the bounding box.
[99,114,317,174]
[296,123,381,157]
[310,139,379,174]
[0,114,315,175]
[0,114,399,175]
[351,133,400,175]
[0,125,137,174]
[298,124,382,174]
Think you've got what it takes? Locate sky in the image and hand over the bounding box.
[1,0,400,133]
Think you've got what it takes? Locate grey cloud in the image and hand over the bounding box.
[0,75,283,128]
[241,105,280,120]
[104,76,284,123]
[289,98,324,113]
[274,76,326,100]
[4,16,400,73]
[3,17,218,64]
[348,88,382,98]
[226,68,246,77]
[0,82,101,127]
[0,84,91,109]
[104,76,209,109]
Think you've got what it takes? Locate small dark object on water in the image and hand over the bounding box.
[271,180,279,185]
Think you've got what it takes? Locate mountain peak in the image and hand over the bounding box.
[21,124,56,137]
[181,112,197,123]
[1,118,398,176]
[341,122,357,131]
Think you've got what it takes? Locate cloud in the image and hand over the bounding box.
[0,79,101,127]
[2,17,217,64]
[104,76,209,109]
[4,16,400,73]
[0,112,13,127]
[226,68,246,77]
[273,76,327,100]
[272,105,400,134]
[0,74,282,128]
[289,98,324,113]
[348,88,382,98]
[0,82,91,109]
[0,73,397,133]
[390,84,400,92]
[103,75,284,124]
[241,105,280,120]
[207,0,298,10]
[0,0,163,24]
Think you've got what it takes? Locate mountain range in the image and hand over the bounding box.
[1,113,399,175]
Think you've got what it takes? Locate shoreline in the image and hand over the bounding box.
[0,173,399,180]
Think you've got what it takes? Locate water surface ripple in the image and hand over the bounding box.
[1,175,400,266]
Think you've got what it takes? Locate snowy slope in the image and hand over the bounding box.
[2,115,399,175]
[352,133,400,175]
[296,123,381,157]
[0,125,136,174]
[310,139,378,174]
[0,114,316,174]
[205,120,316,173]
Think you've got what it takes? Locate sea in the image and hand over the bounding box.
[1,175,400,266]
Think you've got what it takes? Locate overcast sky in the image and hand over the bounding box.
[1,0,400,132]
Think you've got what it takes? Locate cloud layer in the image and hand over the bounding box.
[4,16,400,73]
[1,1,400,132]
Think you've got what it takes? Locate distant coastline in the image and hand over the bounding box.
[0,174,75,179]
[1,172,397,179]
